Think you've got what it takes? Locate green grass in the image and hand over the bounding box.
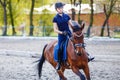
[50,32,57,37]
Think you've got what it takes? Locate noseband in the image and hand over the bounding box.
[74,43,86,48]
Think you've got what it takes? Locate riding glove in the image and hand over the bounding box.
[62,31,68,36]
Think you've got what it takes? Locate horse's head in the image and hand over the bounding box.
[71,21,85,56]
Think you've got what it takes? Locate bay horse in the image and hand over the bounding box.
[37,22,91,80]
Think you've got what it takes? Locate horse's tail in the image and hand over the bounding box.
[38,44,47,78]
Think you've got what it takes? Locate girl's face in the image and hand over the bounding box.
[56,7,63,14]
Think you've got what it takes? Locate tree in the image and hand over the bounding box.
[78,0,82,24]
[86,0,94,37]
[70,0,82,24]
[0,0,8,36]
[100,0,118,36]
[70,0,76,20]
[29,0,50,36]
[40,9,54,36]
[29,0,35,36]
[8,0,16,35]
[0,4,4,26]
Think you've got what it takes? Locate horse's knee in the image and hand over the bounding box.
[57,71,67,80]
[59,76,67,80]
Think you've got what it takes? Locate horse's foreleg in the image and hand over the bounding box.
[83,65,91,80]
[57,68,67,80]
[72,67,85,80]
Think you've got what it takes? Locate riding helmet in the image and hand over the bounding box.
[55,2,65,9]
[71,21,81,32]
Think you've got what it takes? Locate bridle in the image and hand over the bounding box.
[70,31,86,55]
[73,32,86,48]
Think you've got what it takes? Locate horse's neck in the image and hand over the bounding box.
[68,39,74,48]
[67,39,77,60]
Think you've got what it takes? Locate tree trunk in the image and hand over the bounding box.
[70,0,76,20]
[78,0,82,24]
[86,0,94,37]
[71,8,76,20]
[2,5,7,36]
[0,0,7,36]
[100,18,107,36]
[107,21,110,37]
[100,14,110,36]
[8,0,16,35]
[29,0,35,36]
[100,0,117,36]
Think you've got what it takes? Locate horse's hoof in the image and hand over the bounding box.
[59,76,67,80]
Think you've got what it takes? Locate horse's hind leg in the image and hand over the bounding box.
[57,68,67,80]
[72,67,85,80]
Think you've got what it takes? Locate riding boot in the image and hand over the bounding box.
[87,52,95,62]
[83,46,95,62]
[56,50,61,70]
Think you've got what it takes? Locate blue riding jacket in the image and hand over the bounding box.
[53,13,71,48]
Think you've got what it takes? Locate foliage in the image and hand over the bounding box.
[0,5,3,26]
[0,0,51,36]
[114,32,120,38]
[0,0,120,36]
[40,9,54,36]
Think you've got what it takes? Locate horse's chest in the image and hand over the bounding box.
[73,57,87,67]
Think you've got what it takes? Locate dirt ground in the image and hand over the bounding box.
[0,37,120,80]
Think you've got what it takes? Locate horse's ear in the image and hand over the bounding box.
[81,22,85,30]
